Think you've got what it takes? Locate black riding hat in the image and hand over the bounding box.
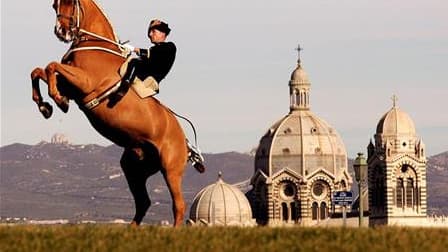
[148,19,171,35]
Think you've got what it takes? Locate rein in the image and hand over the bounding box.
[62,29,130,61]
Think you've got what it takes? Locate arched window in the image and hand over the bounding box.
[295,92,300,106]
[282,203,289,221]
[297,201,302,221]
[291,90,297,107]
[396,178,404,208]
[312,202,318,220]
[320,202,327,220]
[406,178,414,208]
[290,202,297,222]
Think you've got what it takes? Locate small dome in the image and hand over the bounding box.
[188,174,255,226]
[376,106,416,136]
[290,63,310,85]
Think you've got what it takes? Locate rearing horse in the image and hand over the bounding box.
[31,0,201,226]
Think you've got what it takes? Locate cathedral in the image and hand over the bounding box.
[188,47,429,227]
[248,49,352,226]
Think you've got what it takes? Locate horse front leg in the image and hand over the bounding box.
[31,67,53,119]
[45,61,92,113]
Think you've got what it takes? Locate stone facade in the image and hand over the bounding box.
[367,99,428,226]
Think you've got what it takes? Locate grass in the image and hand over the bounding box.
[1,225,447,252]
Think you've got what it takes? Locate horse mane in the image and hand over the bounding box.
[89,0,120,42]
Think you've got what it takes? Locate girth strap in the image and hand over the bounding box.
[84,81,121,110]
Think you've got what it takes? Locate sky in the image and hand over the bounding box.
[1,0,447,158]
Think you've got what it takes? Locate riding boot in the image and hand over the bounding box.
[116,79,130,97]
[116,63,135,97]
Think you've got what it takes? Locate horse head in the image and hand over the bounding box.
[52,0,82,43]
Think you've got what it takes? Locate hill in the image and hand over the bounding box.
[427,151,448,215]
[1,143,446,223]
[0,142,253,223]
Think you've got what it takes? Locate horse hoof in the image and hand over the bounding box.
[39,102,53,119]
[57,96,69,113]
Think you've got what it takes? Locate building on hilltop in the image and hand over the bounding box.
[51,133,70,144]
[367,97,427,226]
[248,47,353,226]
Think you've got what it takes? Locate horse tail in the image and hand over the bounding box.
[168,108,205,173]
[168,108,199,147]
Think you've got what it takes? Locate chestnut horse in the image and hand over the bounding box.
[31,0,200,226]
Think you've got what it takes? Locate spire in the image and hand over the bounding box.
[391,94,398,108]
[289,43,310,112]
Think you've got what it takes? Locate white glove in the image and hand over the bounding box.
[123,44,135,52]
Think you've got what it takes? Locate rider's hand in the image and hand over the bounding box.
[123,44,135,53]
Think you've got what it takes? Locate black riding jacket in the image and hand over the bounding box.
[136,42,176,83]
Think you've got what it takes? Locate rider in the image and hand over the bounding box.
[118,19,176,97]
[121,19,205,172]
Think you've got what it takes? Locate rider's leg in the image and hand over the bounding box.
[116,59,139,96]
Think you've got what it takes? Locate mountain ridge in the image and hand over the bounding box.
[1,142,447,223]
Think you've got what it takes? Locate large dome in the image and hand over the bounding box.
[376,106,416,136]
[255,110,348,177]
[188,174,255,226]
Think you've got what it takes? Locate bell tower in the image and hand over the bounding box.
[289,44,311,112]
[367,96,427,226]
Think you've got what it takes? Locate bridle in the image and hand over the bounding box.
[55,0,81,36]
[54,0,129,60]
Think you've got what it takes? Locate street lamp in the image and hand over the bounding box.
[353,152,367,227]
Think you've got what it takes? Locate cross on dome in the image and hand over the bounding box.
[295,44,303,64]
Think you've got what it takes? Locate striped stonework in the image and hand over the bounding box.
[367,102,427,226]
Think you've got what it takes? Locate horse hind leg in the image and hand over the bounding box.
[120,148,152,226]
[162,171,185,227]
[31,67,53,119]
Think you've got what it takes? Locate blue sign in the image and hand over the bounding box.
[333,191,353,206]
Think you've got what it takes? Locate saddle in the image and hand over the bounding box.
[119,57,159,98]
